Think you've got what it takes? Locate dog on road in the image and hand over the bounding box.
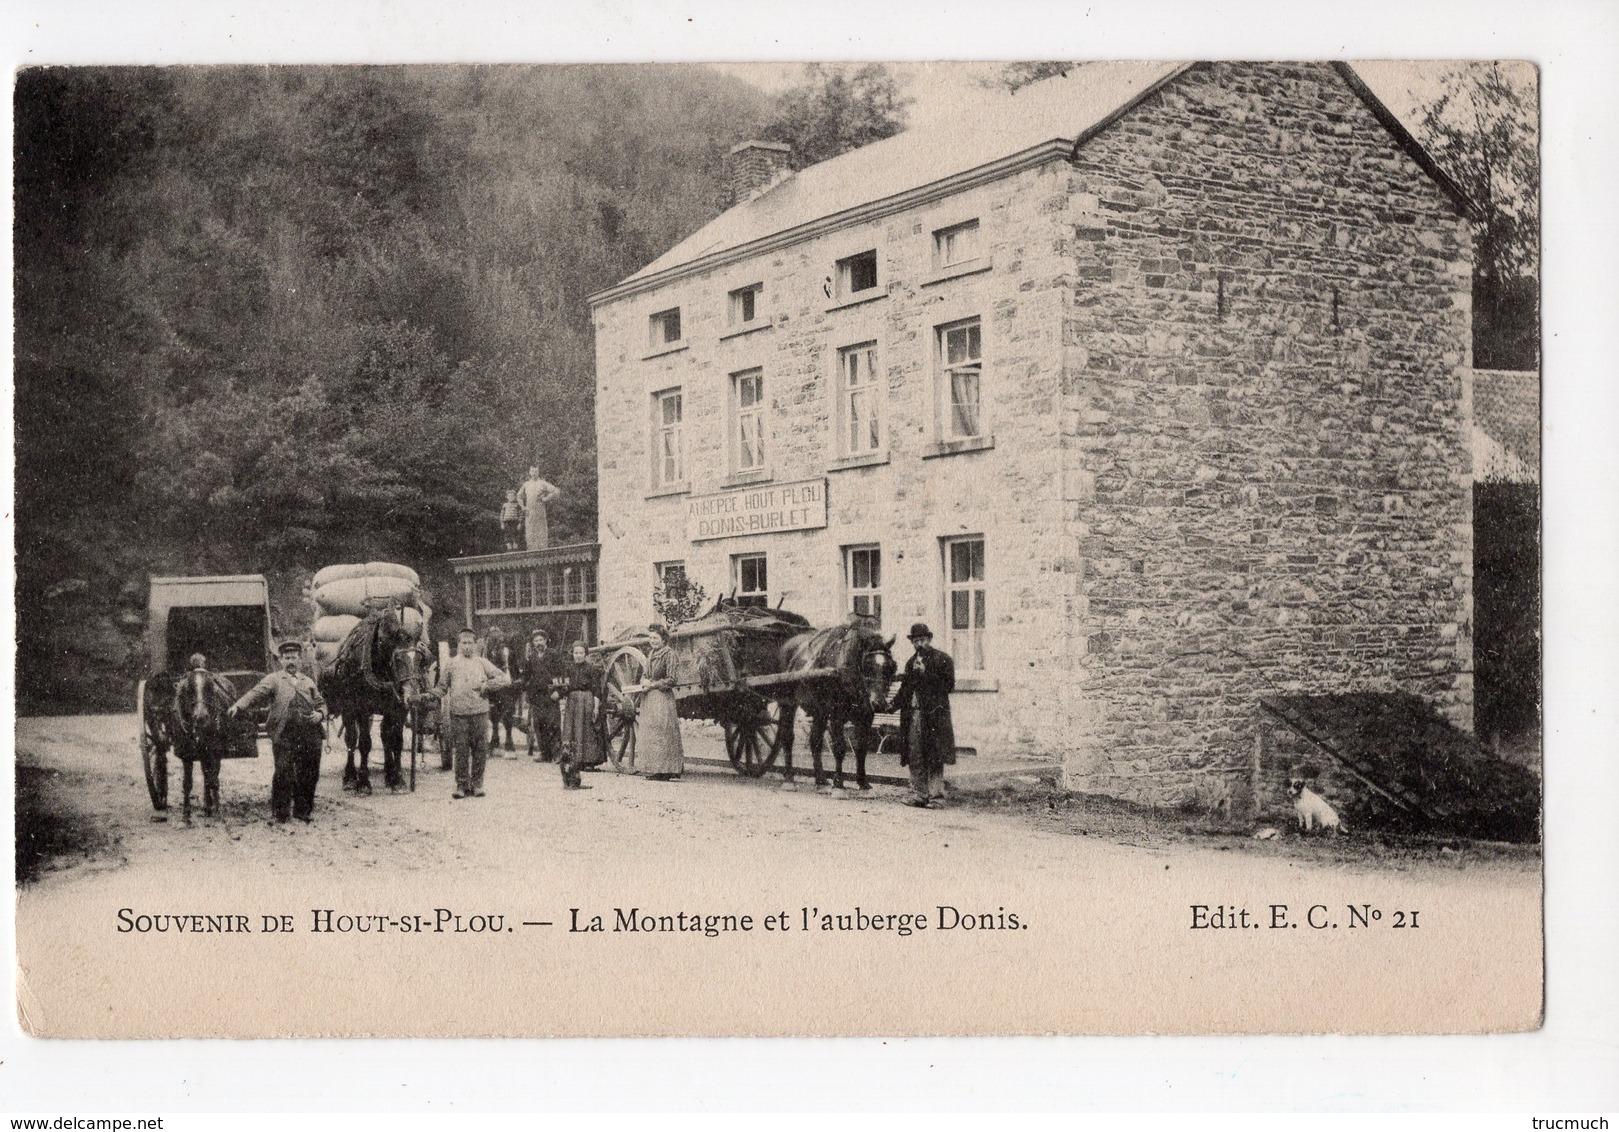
[1288,776,1344,835]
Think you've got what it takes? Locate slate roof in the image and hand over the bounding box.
[594,61,1476,304]
[1472,369,1541,483]
[619,61,1187,287]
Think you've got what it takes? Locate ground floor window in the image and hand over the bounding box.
[733,553,769,608]
[844,544,882,626]
[943,535,986,670]
[472,564,596,614]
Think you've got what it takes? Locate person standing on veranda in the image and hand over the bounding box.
[498,489,522,552]
[890,622,956,809]
[435,628,511,799]
[516,466,561,551]
[637,624,684,781]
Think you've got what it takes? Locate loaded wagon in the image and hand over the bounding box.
[136,574,274,810]
[588,604,840,777]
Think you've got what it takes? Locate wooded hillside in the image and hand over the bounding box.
[14,65,771,708]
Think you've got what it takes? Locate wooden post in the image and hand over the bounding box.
[463,574,475,632]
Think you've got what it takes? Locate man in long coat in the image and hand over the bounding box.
[522,629,564,762]
[890,622,955,808]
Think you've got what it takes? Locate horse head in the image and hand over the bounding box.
[390,642,432,703]
[369,600,420,660]
[174,658,233,745]
[819,622,895,715]
[859,632,899,715]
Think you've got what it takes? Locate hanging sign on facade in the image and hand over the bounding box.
[687,478,828,542]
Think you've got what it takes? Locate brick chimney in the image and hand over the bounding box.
[728,140,793,205]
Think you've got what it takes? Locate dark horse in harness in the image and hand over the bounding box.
[319,603,421,794]
[169,660,243,821]
[777,618,896,792]
[483,626,521,752]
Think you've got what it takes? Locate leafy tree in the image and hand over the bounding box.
[12,64,765,709]
[760,64,910,168]
[1415,62,1539,369]
[1472,481,1540,745]
[652,572,707,629]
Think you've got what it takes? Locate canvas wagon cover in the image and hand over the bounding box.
[145,574,273,675]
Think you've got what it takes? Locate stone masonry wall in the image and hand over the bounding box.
[594,163,1078,757]
[1058,62,1476,805]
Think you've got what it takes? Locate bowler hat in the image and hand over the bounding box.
[907,622,933,641]
[277,640,304,656]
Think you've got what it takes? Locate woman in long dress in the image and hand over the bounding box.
[560,642,603,787]
[637,624,684,781]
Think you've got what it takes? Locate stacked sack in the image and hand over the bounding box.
[309,562,430,668]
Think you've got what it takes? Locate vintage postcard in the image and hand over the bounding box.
[13,58,1543,1039]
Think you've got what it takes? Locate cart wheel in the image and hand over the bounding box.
[601,646,648,772]
[724,697,783,778]
[136,679,169,811]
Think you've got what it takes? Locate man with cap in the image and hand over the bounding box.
[521,628,564,762]
[888,623,956,808]
[229,641,328,823]
[435,628,513,798]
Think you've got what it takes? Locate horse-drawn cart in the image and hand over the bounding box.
[136,575,274,812]
[588,605,859,779]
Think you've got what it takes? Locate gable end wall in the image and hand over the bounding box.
[1056,61,1475,806]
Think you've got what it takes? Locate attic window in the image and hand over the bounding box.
[933,219,980,268]
[837,250,879,299]
[728,283,763,326]
[649,308,682,348]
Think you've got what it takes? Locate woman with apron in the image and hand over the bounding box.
[637,624,684,781]
[559,641,604,788]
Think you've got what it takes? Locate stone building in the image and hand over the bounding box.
[587,61,1477,805]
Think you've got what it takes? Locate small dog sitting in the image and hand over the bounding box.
[1288,776,1344,835]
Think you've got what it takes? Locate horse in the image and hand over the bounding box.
[142,670,177,812]
[776,618,897,792]
[391,639,437,789]
[170,658,242,822]
[318,602,421,794]
[483,626,521,752]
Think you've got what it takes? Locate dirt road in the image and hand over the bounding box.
[16,714,1542,1038]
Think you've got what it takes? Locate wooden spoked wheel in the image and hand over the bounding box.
[136,678,169,811]
[723,694,783,778]
[601,646,648,772]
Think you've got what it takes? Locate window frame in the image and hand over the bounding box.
[932,218,981,269]
[654,561,686,608]
[843,544,883,627]
[942,535,987,672]
[651,387,685,489]
[835,340,884,458]
[732,553,769,608]
[935,316,985,442]
[835,249,879,300]
[727,282,764,327]
[649,307,683,349]
[730,367,767,473]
